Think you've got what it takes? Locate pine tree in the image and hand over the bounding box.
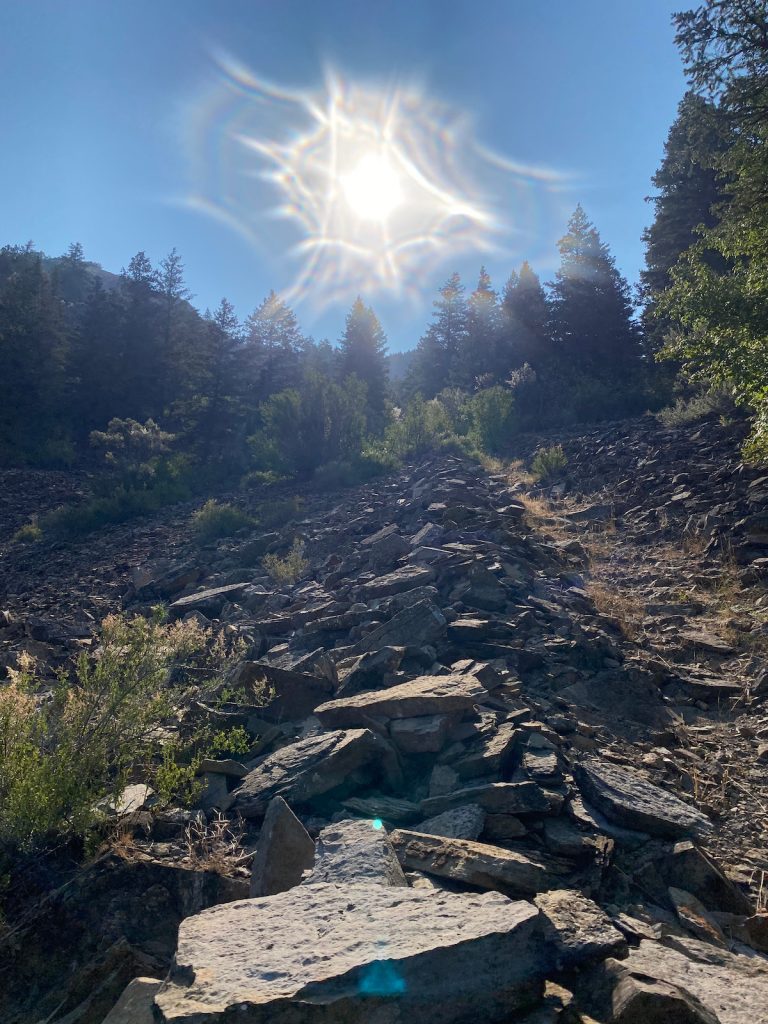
[460,267,504,386]
[338,297,388,433]
[118,251,162,420]
[549,206,641,371]
[196,298,242,465]
[158,248,192,414]
[500,261,551,370]
[641,92,730,350]
[411,272,468,397]
[242,291,305,415]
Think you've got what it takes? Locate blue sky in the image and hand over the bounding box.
[0,1,687,351]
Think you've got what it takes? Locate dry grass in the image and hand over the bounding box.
[588,581,646,640]
[505,458,536,487]
[182,812,250,874]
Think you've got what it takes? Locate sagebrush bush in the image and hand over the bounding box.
[12,522,42,544]
[531,444,568,481]
[467,386,515,454]
[263,538,309,585]
[656,387,734,428]
[0,611,222,853]
[191,499,254,543]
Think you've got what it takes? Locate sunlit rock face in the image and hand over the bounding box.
[154,885,544,1023]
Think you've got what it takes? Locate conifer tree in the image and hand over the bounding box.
[500,261,551,370]
[411,272,468,397]
[549,206,641,371]
[338,297,388,433]
[461,267,504,386]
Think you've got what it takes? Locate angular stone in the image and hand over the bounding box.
[305,818,407,887]
[335,646,405,698]
[621,936,768,1024]
[341,794,423,825]
[357,565,435,600]
[231,729,394,818]
[315,674,484,728]
[390,829,563,895]
[416,804,485,840]
[101,977,162,1024]
[420,780,551,819]
[154,885,544,1023]
[169,583,249,617]
[389,713,453,753]
[669,887,727,947]
[534,890,626,968]
[574,759,712,838]
[611,971,722,1023]
[250,796,315,897]
[660,841,754,916]
[233,662,334,721]
[352,599,446,653]
[454,722,518,779]
[411,522,444,547]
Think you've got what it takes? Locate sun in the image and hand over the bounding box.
[341,152,403,222]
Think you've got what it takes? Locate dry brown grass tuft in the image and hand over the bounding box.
[588,581,646,640]
[182,812,250,874]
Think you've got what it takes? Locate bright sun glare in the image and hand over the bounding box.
[189,58,569,309]
[342,153,403,222]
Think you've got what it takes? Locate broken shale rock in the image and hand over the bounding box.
[305,818,407,887]
[154,885,545,1023]
[315,673,485,728]
[574,758,712,839]
[390,829,565,895]
[231,728,397,818]
[249,796,315,897]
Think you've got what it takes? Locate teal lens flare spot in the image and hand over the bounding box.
[372,818,383,830]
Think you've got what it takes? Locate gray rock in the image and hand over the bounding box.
[390,829,564,895]
[351,598,446,653]
[534,890,626,968]
[611,969,722,1023]
[101,977,162,1024]
[357,565,435,600]
[154,885,545,1023]
[574,758,712,838]
[169,583,249,617]
[305,818,407,887]
[232,729,395,818]
[315,674,484,728]
[389,714,453,753]
[416,804,485,840]
[619,936,768,1024]
[250,796,315,897]
[420,780,551,819]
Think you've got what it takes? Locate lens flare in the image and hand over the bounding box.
[184,56,571,311]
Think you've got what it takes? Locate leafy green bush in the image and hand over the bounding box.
[365,395,455,463]
[249,373,367,479]
[191,499,254,543]
[467,386,515,453]
[263,538,309,585]
[531,444,568,481]
[0,611,217,852]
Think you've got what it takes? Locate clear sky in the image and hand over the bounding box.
[0,1,687,351]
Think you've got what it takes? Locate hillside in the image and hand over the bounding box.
[2,413,768,1022]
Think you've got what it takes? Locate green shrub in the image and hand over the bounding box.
[12,522,42,544]
[191,500,254,544]
[656,387,734,428]
[531,444,568,481]
[467,386,515,453]
[0,611,219,852]
[263,538,309,585]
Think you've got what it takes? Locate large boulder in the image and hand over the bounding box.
[231,729,396,818]
[154,885,546,1023]
[305,819,407,887]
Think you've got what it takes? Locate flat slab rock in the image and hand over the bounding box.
[154,884,545,1023]
[315,674,485,728]
[574,758,712,839]
[622,935,768,1024]
[390,829,564,896]
[231,729,392,818]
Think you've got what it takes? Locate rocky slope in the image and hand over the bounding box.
[2,413,768,1023]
